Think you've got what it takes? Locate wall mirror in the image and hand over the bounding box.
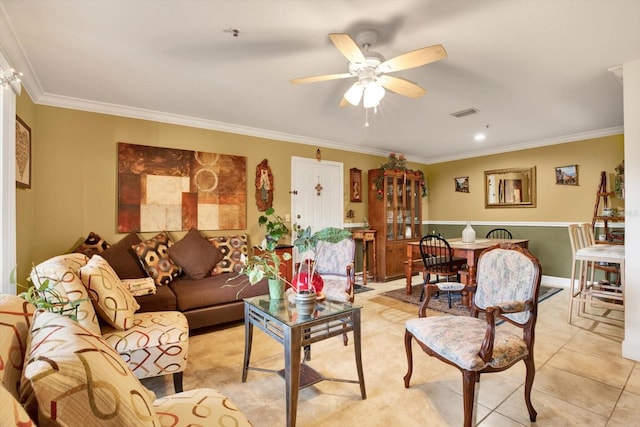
[484,167,536,208]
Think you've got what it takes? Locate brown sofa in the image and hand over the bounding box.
[80,229,268,331]
[136,273,268,330]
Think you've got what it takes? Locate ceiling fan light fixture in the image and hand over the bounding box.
[363,82,385,108]
[344,82,364,105]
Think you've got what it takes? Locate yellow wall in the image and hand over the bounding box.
[15,94,425,282]
[426,135,624,222]
[15,90,624,283]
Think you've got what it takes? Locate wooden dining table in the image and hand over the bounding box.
[405,238,530,303]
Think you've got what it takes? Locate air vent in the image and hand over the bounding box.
[450,107,479,118]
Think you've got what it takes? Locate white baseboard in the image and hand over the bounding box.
[542,275,570,288]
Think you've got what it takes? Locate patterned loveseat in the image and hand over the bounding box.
[30,252,190,392]
[0,294,252,426]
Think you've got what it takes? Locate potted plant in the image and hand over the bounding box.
[258,207,289,251]
[291,225,352,315]
[226,208,291,299]
[238,250,291,299]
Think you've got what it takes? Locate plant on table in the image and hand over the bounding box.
[258,207,289,251]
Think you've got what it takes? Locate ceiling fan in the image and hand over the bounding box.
[290,29,447,109]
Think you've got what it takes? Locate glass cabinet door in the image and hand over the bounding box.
[413,179,422,239]
[396,177,405,239]
[385,175,394,240]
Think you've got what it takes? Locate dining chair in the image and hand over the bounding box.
[485,228,513,239]
[581,222,621,286]
[418,234,467,307]
[568,223,623,323]
[404,243,542,427]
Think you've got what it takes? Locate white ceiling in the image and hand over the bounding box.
[1,0,638,164]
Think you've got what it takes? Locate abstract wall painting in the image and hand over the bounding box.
[117,143,246,232]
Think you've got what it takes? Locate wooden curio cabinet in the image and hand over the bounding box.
[368,168,423,281]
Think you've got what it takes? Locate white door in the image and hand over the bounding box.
[291,157,343,262]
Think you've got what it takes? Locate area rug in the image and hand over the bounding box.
[354,284,374,294]
[380,283,562,316]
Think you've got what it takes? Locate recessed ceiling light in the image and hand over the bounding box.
[474,133,486,141]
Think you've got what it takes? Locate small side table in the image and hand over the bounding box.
[352,229,376,285]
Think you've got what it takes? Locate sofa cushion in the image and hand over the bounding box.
[168,229,221,280]
[0,294,35,399]
[0,382,35,426]
[30,253,101,335]
[169,274,268,312]
[72,231,110,258]
[79,255,140,330]
[101,311,189,380]
[23,311,159,426]
[133,232,182,286]
[135,284,177,313]
[100,231,148,279]
[208,234,248,275]
[154,388,251,427]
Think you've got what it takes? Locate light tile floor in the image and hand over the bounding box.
[144,277,638,426]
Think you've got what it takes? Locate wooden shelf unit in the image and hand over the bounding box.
[592,171,624,244]
[368,168,423,281]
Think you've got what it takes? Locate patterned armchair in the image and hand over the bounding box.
[0,294,251,427]
[314,238,356,304]
[30,253,188,392]
[404,243,542,427]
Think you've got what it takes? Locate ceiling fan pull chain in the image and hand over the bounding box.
[365,108,370,127]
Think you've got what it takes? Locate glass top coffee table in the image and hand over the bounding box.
[242,295,366,427]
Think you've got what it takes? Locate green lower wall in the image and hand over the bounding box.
[425,224,571,278]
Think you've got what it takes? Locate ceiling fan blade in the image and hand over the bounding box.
[378,44,447,73]
[378,75,426,98]
[290,72,353,84]
[339,97,350,107]
[329,33,366,64]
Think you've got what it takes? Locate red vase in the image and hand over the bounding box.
[292,271,324,293]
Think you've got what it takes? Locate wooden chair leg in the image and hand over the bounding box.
[462,370,477,427]
[173,371,184,393]
[403,330,414,388]
[523,357,538,421]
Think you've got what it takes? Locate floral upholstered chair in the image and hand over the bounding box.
[314,238,356,304]
[404,243,542,427]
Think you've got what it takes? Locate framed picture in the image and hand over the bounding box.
[454,176,469,193]
[16,115,31,189]
[350,168,362,202]
[555,165,578,185]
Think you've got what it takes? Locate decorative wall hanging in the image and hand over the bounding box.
[15,115,31,189]
[117,143,246,232]
[255,159,273,211]
[554,165,578,185]
[454,176,469,193]
[350,168,362,202]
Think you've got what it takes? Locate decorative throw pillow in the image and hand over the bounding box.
[30,253,101,335]
[23,311,159,427]
[78,255,140,330]
[100,231,148,279]
[132,232,182,286]
[208,234,248,275]
[72,232,110,258]
[168,229,222,280]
